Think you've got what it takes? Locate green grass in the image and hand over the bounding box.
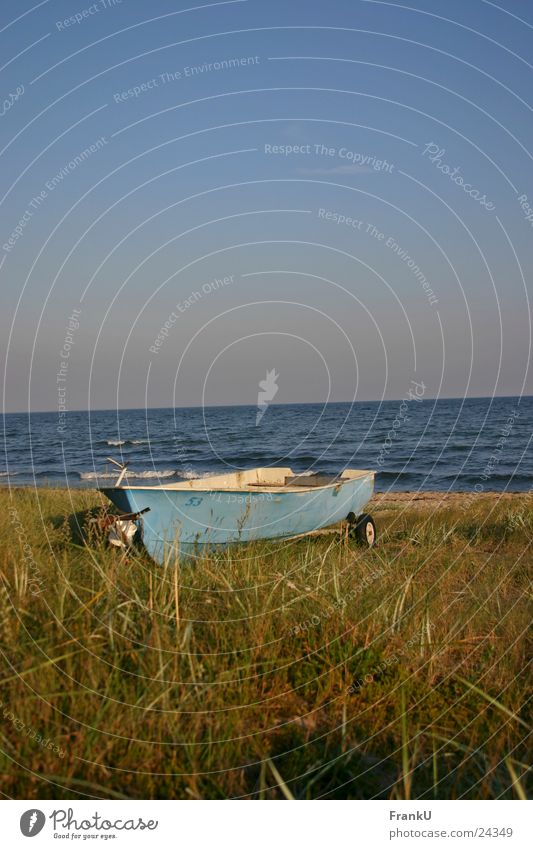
[0,487,531,799]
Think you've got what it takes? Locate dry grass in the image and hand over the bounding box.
[0,486,531,799]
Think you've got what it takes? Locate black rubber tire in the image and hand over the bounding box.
[352,513,377,547]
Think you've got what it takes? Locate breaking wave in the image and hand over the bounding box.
[105,439,150,446]
[79,469,178,480]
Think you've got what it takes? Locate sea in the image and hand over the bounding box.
[1,396,531,492]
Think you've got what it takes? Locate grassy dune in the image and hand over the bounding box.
[0,486,531,799]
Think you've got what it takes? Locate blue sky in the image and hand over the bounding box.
[1,0,532,411]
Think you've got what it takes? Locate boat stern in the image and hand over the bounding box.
[99,486,136,514]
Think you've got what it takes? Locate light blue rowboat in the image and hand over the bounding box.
[100,466,376,563]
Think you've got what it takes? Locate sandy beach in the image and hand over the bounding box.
[371,490,530,511]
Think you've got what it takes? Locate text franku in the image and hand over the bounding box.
[390,810,432,820]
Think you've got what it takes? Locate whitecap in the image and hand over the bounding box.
[127,469,177,479]
[179,470,214,480]
[80,469,178,480]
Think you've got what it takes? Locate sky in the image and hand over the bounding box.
[1,0,532,412]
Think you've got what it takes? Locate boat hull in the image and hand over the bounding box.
[101,472,374,564]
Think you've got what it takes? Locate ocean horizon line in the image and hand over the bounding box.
[1,393,530,416]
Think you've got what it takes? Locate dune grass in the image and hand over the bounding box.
[0,486,531,799]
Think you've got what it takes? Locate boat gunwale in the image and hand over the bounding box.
[99,469,375,495]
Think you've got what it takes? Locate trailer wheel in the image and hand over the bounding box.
[351,513,377,547]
